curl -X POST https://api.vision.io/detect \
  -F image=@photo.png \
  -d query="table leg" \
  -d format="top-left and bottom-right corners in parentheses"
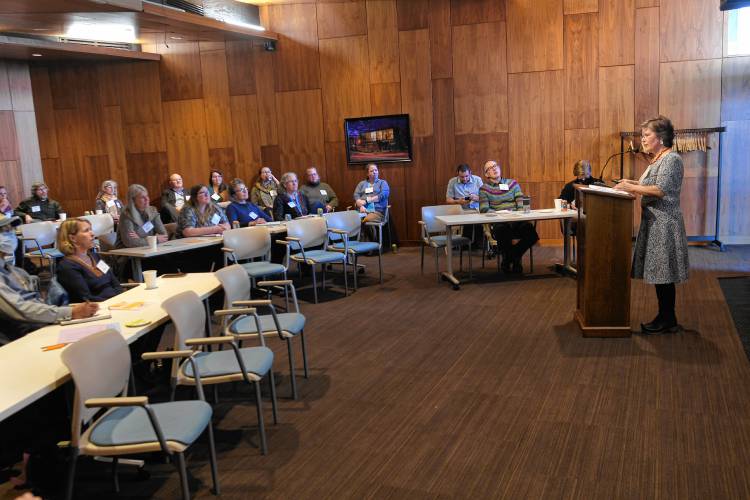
top-left (560, 218), bottom-right (577, 275)
top-left (441, 224), bottom-right (461, 289)
top-left (132, 258), bottom-right (143, 283)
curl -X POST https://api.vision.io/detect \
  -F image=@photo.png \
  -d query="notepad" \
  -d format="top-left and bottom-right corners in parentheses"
top-left (58, 322), bottom-right (120, 343)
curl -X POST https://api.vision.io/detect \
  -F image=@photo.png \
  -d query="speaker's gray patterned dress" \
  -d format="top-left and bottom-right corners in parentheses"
top-left (632, 151), bottom-right (689, 284)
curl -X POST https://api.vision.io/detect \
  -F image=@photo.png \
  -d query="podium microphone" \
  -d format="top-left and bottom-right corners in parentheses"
top-left (595, 141), bottom-right (641, 185)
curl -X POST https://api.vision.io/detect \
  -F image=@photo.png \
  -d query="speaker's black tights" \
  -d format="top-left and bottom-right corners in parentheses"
top-left (655, 283), bottom-right (676, 323)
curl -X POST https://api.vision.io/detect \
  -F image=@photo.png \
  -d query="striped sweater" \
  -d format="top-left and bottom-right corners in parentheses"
top-left (479, 179), bottom-right (523, 212)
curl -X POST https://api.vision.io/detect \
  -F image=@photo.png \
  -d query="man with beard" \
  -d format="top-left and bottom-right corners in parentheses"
top-left (300, 166), bottom-right (339, 213)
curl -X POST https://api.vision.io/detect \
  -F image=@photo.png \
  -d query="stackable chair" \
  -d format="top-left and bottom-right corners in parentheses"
top-left (61, 330), bottom-right (219, 500)
top-left (283, 217), bottom-right (349, 303)
top-left (80, 213), bottom-right (117, 251)
top-left (324, 210), bottom-right (383, 288)
top-left (216, 264), bottom-right (307, 400)
top-left (158, 290), bottom-right (279, 455)
top-left (20, 221), bottom-right (63, 274)
top-left (419, 205), bottom-right (473, 282)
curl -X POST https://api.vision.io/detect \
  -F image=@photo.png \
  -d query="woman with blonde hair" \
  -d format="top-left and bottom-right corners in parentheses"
top-left (94, 179), bottom-right (124, 222)
top-left (56, 218), bottom-right (123, 302)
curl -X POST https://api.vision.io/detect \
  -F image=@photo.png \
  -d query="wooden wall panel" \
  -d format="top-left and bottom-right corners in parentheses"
top-left (508, 71), bottom-right (565, 182)
top-left (14, 111), bottom-right (44, 189)
top-left (659, 59), bottom-right (722, 129)
top-left (118, 62), bottom-right (166, 154)
top-left (598, 65), bottom-right (634, 182)
top-left (636, 0), bottom-right (657, 7)
top-left (200, 48), bottom-right (234, 149)
top-left (260, 145), bottom-right (281, 171)
top-left (317, 1), bottom-right (367, 39)
top-left (719, 120), bottom-right (750, 241)
top-left (403, 136), bottom-right (435, 240)
top-left (432, 78), bottom-right (455, 196)
top-left (450, 0), bottom-right (505, 25)
top-left (525, 181), bottom-right (566, 237)
top-left (367, 0), bottom-right (401, 84)
top-left (275, 89), bottom-right (325, 170)
top-left (564, 128), bottom-right (600, 175)
top-left (681, 175), bottom-right (717, 237)
top-left (324, 141), bottom-right (362, 208)
top-left (96, 63), bottom-right (122, 107)
top-left (428, 0), bottom-right (452, 79)
top-left (319, 36), bottom-right (371, 142)
top-left (634, 7), bottom-right (659, 125)
top-left (102, 106), bottom-right (128, 188)
top-left (7, 62), bottom-right (34, 112)
top-left (721, 56), bottom-right (750, 122)
top-left (396, 0), bottom-right (429, 31)
top-left (599, 0), bottom-right (635, 67)
top-left (157, 42), bottom-right (203, 102)
top-left (453, 22), bottom-right (508, 135)
top-left (507, 0), bottom-right (563, 73)
top-left (28, 66), bottom-right (57, 159)
top-left (564, 0), bottom-right (598, 14)
top-left (370, 82), bottom-right (402, 115)
top-left (269, 3), bottom-right (321, 92)
top-left (0, 61), bottom-right (12, 111)
top-left (454, 132), bottom-right (508, 176)
top-left (399, 29), bottom-right (433, 137)
top-left (564, 13), bottom-right (599, 129)
top-left (0, 111), bottom-right (18, 160)
top-left (47, 64), bottom-right (77, 110)
top-left (230, 94), bottom-right (263, 179)
top-left (225, 41), bottom-right (257, 97)
top-left (254, 48), bottom-right (278, 146)
top-left (208, 147), bottom-right (236, 176)
top-left (126, 152), bottom-right (169, 205)
top-left (161, 99), bottom-right (210, 186)
top-left (660, 0), bottom-right (722, 62)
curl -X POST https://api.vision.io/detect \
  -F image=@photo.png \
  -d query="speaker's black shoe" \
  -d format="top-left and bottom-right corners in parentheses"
top-left (641, 317), bottom-right (679, 334)
top-left (511, 260), bottom-right (523, 274)
top-left (501, 260), bottom-right (512, 273)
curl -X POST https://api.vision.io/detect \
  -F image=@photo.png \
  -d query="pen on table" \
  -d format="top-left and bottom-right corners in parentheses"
top-left (41, 343), bottom-right (70, 351)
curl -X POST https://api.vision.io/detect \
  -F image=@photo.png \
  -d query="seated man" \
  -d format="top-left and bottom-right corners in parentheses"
top-left (479, 160), bottom-right (538, 274)
top-left (159, 173), bottom-right (189, 224)
top-left (446, 163), bottom-right (483, 244)
top-left (354, 163), bottom-right (390, 241)
top-left (0, 214), bottom-right (98, 343)
top-left (559, 160), bottom-right (595, 236)
top-left (15, 182), bottom-right (63, 223)
top-left (300, 166), bottom-right (338, 214)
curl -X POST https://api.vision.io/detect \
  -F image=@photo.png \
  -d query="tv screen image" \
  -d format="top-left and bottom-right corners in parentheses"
top-left (344, 114), bottom-right (413, 164)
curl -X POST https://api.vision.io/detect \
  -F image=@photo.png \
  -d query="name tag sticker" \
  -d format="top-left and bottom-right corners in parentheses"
top-left (142, 221), bottom-right (154, 233)
top-left (249, 212), bottom-right (258, 220)
top-left (211, 193), bottom-right (221, 201)
top-left (499, 183), bottom-right (509, 191)
top-left (364, 187), bottom-right (374, 194)
top-left (31, 206), bottom-right (41, 213)
top-left (270, 190), bottom-right (277, 197)
top-left (211, 213), bottom-right (221, 225)
top-left (287, 201), bottom-right (297, 208)
top-left (106, 199), bottom-right (116, 208)
top-left (96, 259), bottom-right (110, 274)
top-left (185, 195), bottom-right (191, 201)
top-left (320, 189), bottom-right (328, 196)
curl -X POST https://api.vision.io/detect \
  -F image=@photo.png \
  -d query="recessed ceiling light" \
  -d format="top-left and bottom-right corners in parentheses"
top-left (169, 35), bottom-right (183, 40)
top-left (31, 53), bottom-right (42, 57)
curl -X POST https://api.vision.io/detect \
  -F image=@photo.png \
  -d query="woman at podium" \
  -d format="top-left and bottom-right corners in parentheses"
top-left (614, 116), bottom-right (689, 334)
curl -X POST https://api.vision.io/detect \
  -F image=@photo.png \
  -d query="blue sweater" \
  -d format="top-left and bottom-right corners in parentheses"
top-left (225, 201), bottom-right (273, 226)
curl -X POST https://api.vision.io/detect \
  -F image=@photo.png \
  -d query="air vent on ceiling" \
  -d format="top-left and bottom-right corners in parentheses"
top-left (57, 38), bottom-right (139, 51)
top-left (143, 0), bottom-right (205, 16)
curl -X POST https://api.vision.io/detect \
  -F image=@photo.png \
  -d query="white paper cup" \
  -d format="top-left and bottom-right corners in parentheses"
top-left (143, 270), bottom-right (158, 289)
top-left (59, 212), bottom-right (67, 221)
top-left (146, 235), bottom-right (158, 251)
top-left (95, 209), bottom-right (103, 215)
top-left (554, 199), bottom-right (563, 211)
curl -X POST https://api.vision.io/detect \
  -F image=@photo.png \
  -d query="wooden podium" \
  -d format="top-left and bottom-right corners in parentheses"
top-left (574, 186), bottom-right (635, 337)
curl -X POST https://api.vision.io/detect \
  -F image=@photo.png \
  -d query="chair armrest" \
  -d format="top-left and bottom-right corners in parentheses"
top-left (257, 280), bottom-right (292, 287)
top-left (221, 247), bottom-right (235, 253)
top-left (233, 299), bottom-right (272, 306)
top-left (185, 335), bottom-right (235, 346)
top-left (214, 307), bottom-right (257, 316)
top-left (141, 350), bottom-right (194, 361)
top-left (285, 236), bottom-right (301, 242)
top-left (85, 396), bottom-right (148, 408)
top-left (328, 228), bottom-right (348, 235)
top-left (275, 239), bottom-right (290, 246)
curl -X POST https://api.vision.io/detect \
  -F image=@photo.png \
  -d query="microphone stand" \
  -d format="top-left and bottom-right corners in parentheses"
top-left (595, 148), bottom-right (639, 186)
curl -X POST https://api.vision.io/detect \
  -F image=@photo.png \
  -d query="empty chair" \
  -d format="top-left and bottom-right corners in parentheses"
top-left (324, 210), bottom-right (383, 289)
top-left (80, 213), bottom-right (117, 250)
top-left (221, 226), bottom-right (288, 287)
top-left (284, 217), bottom-right (349, 303)
top-left (419, 205), bottom-right (473, 282)
top-left (61, 329), bottom-right (219, 500)
top-left (216, 264), bottom-right (308, 399)
top-left (159, 290), bottom-right (279, 455)
top-left (20, 221), bottom-right (63, 274)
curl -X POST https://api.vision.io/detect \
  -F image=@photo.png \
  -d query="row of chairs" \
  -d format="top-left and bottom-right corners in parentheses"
top-left (61, 264), bottom-right (309, 499)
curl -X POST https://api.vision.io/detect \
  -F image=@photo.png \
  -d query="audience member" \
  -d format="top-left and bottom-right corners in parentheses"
top-left (94, 179), bottom-right (124, 222)
top-left (479, 160), bottom-right (538, 274)
top-left (273, 172), bottom-right (311, 221)
top-left (0, 185), bottom-right (13, 217)
top-left (160, 173), bottom-right (189, 224)
top-left (354, 163), bottom-right (390, 240)
top-left (176, 184), bottom-right (230, 238)
top-left (207, 169), bottom-right (229, 203)
top-left (226, 178), bottom-right (271, 227)
top-left (0, 214), bottom-right (98, 342)
top-left (15, 182), bottom-right (63, 223)
top-left (559, 160), bottom-right (596, 206)
top-left (251, 166), bottom-right (281, 219)
top-left (56, 219), bottom-right (123, 303)
top-left (300, 167), bottom-right (338, 213)
top-left (446, 163), bottom-right (483, 211)
top-left (118, 184), bottom-right (169, 248)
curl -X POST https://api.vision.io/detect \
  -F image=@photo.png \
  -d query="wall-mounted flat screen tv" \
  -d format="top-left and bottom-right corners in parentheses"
top-left (344, 114), bottom-right (413, 164)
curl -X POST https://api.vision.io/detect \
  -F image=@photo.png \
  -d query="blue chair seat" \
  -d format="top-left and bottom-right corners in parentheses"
top-left (229, 313), bottom-right (305, 336)
top-left (26, 248), bottom-right (64, 259)
top-left (331, 241), bottom-right (379, 253)
top-left (241, 261), bottom-right (285, 278)
top-left (428, 235), bottom-right (471, 247)
top-left (181, 347), bottom-right (274, 379)
top-left (89, 400), bottom-right (212, 447)
top-left (291, 249), bottom-right (345, 264)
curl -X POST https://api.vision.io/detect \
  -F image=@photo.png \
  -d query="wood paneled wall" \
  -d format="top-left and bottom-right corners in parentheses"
top-left (19, 0), bottom-right (749, 243)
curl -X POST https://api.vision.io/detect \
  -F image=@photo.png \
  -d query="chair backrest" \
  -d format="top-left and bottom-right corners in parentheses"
top-left (285, 217), bottom-right (327, 249)
top-left (324, 210), bottom-right (361, 239)
top-left (222, 226), bottom-right (271, 261)
top-left (61, 329), bottom-right (130, 445)
top-left (164, 222), bottom-right (177, 240)
top-left (215, 264), bottom-right (251, 308)
top-left (80, 214), bottom-right (115, 237)
top-left (162, 290), bottom-right (206, 353)
top-left (421, 204), bottom-right (463, 234)
top-left (20, 221), bottom-right (56, 249)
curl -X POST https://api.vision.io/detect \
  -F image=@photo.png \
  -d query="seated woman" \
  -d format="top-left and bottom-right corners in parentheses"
top-left (176, 184), bottom-right (230, 238)
top-left (251, 166), bottom-right (281, 219)
top-left (56, 218), bottom-right (123, 302)
top-left (0, 185), bottom-right (14, 218)
top-left (559, 160), bottom-right (596, 207)
top-left (94, 179), bottom-right (124, 222)
top-left (207, 169), bottom-right (229, 203)
top-left (273, 172), bottom-right (311, 221)
top-left (225, 178), bottom-right (272, 227)
top-left (118, 184), bottom-right (169, 247)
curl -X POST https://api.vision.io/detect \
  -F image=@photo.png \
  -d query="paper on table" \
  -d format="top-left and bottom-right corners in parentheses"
top-left (109, 301), bottom-right (149, 311)
top-left (58, 322), bottom-right (121, 344)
